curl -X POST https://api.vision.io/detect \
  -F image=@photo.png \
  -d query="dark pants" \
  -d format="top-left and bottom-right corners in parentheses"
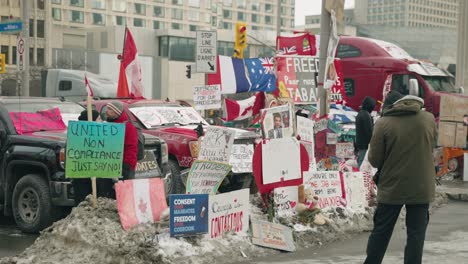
top-left (364, 203), bottom-right (429, 264)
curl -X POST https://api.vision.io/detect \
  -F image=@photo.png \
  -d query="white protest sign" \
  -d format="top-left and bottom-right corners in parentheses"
top-left (303, 171), bottom-right (345, 208)
top-left (262, 137), bottom-right (301, 185)
top-left (193, 85), bottom-right (221, 110)
top-left (343, 172), bottom-right (367, 211)
top-left (274, 186), bottom-right (298, 218)
top-left (196, 30), bottom-right (217, 73)
top-left (326, 133), bottom-right (338, 145)
top-left (336, 142), bottom-right (355, 159)
top-left (129, 106), bottom-right (207, 129)
top-left (208, 189), bottom-right (250, 239)
top-left (229, 144), bottom-right (254, 173)
top-left (185, 160), bottom-right (231, 194)
top-left (199, 126), bottom-right (235, 163)
top-left (296, 116), bottom-right (314, 143)
top-left (251, 219), bottom-right (296, 252)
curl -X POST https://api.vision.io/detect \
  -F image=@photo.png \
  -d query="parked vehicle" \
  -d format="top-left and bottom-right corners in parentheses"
top-left (89, 99), bottom-right (260, 195)
top-left (337, 36), bottom-right (466, 117)
top-left (0, 97), bottom-right (168, 233)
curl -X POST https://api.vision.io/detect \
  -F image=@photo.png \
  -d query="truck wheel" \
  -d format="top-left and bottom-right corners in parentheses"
top-left (12, 174), bottom-right (58, 233)
top-left (165, 160), bottom-right (183, 195)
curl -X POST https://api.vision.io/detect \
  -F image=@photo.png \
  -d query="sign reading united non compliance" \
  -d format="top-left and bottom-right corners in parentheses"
top-left (66, 121), bottom-right (125, 178)
top-left (196, 30), bottom-right (217, 73)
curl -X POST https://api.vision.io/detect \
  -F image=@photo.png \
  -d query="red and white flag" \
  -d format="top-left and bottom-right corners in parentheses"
top-left (121, 28), bottom-right (144, 98)
top-left (84, 74), bottom-right (94, 97)
top-left (115, 178), bottom-right (168, 230)
top-left (223, 92), bottom-right (265, 121)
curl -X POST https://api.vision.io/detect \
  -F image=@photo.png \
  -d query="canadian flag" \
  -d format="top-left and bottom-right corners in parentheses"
top-left (118, 27), bottom-right (144, 98)
top-left (115, 178), bottom-right (168, 230)
top-left (84, 74), bottom-right (94, 97)
top-left (223, 92), bottom-right (265, 121)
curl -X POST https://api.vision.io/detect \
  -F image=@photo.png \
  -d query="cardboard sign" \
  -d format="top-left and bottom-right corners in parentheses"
top-left (274, 186), bottom-right (299, 218)
top-left (261, 104), bottom-right (294, 139)
top-left (170, 194), bottom-right (209, 237)
top-left (303, 171), bottom-right (345, 208)
top-left (326, 133), bottom-right (338, 145)
top-left (130, 106), bottom-right (207, 129)
top-left (343, 172), bottom-right (367, 211)
top-left (208, 189), bottom-right (250, 239)
top-left (438, 121), bottom-right (467, 148)
top-left (262, 137), bottom-right (301, 185)
top-left (296, 116), bottom-right (314, 142)
top-left (66, 121), bottom-right (125, 178)
top-left (193, 85), bottom-right (221, 110)
top-left (185, 160), bottom-right (231, 194)
top-left (439, 95), bottom-right (468, 122)
top-left (10, 108), bottom-right (66, 134)
top-left (251, 219), bottom-right (296, 252)
top-left (438, 95), bottom-right (468, 148)
top-left (229, 144), bottom-right (254, 173)
top-left (336, 142), bottom-right (355, 159)
top-left (135, 150), bottom-right (162, 178)
top-left (199, 126), bottom-right (235, 163)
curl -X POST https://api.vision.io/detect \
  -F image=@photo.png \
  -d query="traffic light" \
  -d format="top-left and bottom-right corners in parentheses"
top-left (233, 47), bottom-right (243, 59)
top-left (0, 54), bottom-right (5, 74)
top-left (235, 22), bottom-right (247, 49)
top-left (186, 64), bottom-right (191, 79)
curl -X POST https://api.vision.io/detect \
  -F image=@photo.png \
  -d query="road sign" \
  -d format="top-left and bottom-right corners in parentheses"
top-left (17, 36), bottom-right (24, 71)
top-left (0, 21), bottom-right (22, 33)
top-left (196, 31), bottom-right (217, 73)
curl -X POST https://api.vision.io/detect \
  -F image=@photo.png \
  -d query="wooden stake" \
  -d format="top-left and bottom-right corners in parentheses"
top-left (86, 95), bottom-right (97, 208)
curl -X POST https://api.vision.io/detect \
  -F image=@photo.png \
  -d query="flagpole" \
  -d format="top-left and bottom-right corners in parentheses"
top-left (121, 26), bottom-right (128, 61)
top-left (85, 73), bottom-right (97, 208)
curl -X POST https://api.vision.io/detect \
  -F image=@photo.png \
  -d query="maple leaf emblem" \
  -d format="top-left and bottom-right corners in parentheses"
top-left (138, 198), bottom-right (147, 214)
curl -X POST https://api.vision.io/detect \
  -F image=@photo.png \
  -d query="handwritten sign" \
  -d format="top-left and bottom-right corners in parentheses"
top-left (199, 126), bottom-right (235, 163)
top-left (66, 121), bottom-right (125, 178)
top-left (208, 189), bottom-right (250, 239)
top-left (229, 144), bottom-right (254, 173)
top-left (276, 56), bottom-right (318, 104)
top-left (193, 85), bottom-right (221, 110)
top-left (274, 186), bottom-right (298, 218)
top-left (314, 118), bottom-right (328, 134)
top-left (135, 150), bottom-right (162, 178)
top-left (130, 106), bottom-right (207, 129)
top-left (251, 219), bottom-right (296, 252)
top-left (262, 137), bottom-right (301, 185)
top-left (343, 172), bottom-right (367, 211)
top-left (10, 108), bottom-right (66, 134)
top-left (336, 142), bottom-right (355, 159)
top-left (303, 171), bottom-right (345, 208)
top-left (185, 160), bottom-right (231, 194)
top-left (327, 133), bottom-right (338, 145)
top-left (296, 116), bottom-right (314, 142)
top-left (170, 194), bottom-right (209, 237)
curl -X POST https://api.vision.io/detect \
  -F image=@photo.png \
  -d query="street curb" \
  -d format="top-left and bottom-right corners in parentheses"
top-left (446, 193), bottom-right (468, 201)
top-left (436, 186), bottom-right (468, 202)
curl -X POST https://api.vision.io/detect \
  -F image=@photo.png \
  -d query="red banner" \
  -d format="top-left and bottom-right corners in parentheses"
top-left (276, 33), bottom-right (317, 56)
top-left (330, 59), bottom-right (346, 104)
top-left (10, 108), bottom-right (67, 134)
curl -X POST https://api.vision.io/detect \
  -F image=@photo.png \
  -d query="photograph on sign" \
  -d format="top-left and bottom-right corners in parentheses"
top-left (261, 104), bottom-right (294, 140)
top-left (192, 85), bottom-right (221, 110)
top-left (196, 31), bottom-right (217, 73)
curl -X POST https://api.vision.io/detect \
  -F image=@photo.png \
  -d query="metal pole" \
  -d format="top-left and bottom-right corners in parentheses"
top-left (21, 0), bottom-right (30, 96)
top-left (456, 0), bottom-right (467, 92)
top-left (317, 0), bottom-right (331, 116)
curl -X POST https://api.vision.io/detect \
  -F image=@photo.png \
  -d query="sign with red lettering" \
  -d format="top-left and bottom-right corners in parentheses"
top-left (274, 186), bottom-right (298, 218)
top-left (251, 219), bottom-right (296, 252)
top-left (207, 189), bottom-right (250, 239)
top-left (10, 108), bottom-right (66, 134)
top-left (303, 171), bottom-right (345, 208)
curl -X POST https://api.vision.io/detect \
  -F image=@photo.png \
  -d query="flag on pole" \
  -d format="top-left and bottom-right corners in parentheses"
top-left (118, 27), bottom-right (144, 98)
top-left (223, 92), bottom-right (265, 121)
top-left (84, 74), bottom-right (94, 97)
top-left (207, 56), bottom-right (250, 94)
top-left (115, 178), bottom-right (168, 230)
top-left (117, 62), bottom-right (130, 97)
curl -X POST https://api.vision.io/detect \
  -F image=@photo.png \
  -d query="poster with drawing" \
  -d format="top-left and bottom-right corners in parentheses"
top-left (343, 172), bottom-right (367, 211)
top-left (261, 104), bottom-right (294, 139)
top-left (274, 186), bottom-right (299, 218)
top-left (199, 126), bottom-right (235, 163)
top-left (262, 137), bottom-right (301, 185)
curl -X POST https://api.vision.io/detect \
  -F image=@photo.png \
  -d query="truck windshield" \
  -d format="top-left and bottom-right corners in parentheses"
top-left (421, 76), bottom-right (457, 93)
top-left (129, 105), bottom-right (209, 129)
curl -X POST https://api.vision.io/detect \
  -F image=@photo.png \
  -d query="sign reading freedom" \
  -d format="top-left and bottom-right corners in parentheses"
top-left (66, 121), bottom-right (125, 178)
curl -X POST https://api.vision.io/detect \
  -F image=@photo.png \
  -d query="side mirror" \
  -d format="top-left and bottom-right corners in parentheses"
top-left (409, 79), bottom-right (419, 96)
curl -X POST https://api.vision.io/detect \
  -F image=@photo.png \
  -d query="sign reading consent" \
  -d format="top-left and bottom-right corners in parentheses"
top-left (66, 121), bottom-right (125, 178)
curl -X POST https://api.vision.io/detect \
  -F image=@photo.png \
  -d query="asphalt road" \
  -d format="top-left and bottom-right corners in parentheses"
top-left (246, 201), bottom-right (468, 264)
top-left (0, 216), bottom-right (37, 258)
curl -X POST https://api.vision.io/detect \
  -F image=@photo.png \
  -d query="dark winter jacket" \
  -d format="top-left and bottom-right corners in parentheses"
top-left (368, 96), bottom-right (437, 204)
top-left (111, 112), bottom-right (138, 170)
top-left (355, 96), bottom-right (376, 150)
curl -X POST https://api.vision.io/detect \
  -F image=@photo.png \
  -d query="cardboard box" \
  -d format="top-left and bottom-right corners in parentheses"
top-left (438, 121), bottom-right (467, 148)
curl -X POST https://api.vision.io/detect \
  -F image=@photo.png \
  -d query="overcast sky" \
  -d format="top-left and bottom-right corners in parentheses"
top-left (295, 0), bottom-right (355, 26)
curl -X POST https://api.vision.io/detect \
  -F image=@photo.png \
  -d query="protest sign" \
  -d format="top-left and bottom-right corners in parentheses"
top-left (251, 219), bottom-right (296, 252)
top-left (129, 106), bottom-right (207, 129)
top-left (303, 171), bottom-right (345, 208)
top-left (274, 186), bottom-right (299, 218)
top-left (193, 85), bottom-right (221, 110)
top-left (66, 121), bottom-right (125, 178)
top-left (262, 137), bottom-right (301, 185)
top-left (170, 194), bottom-right (209, 237)
top-left (199, 126), bottom-right (235, 163)
top-left (261, 104), bottom-right (294, 139)
top-left (185, 160), bottom-right (231, 194)
top-left (343, 172), bottom-right (367, 211)
top-left (301, 141), bottom-right (316, 171)
top-left (10, 108), bottom-right (66, 134)
top-left (323, 10), bottom-right (340, 89)
top-left (327, 133), bottom-right (338, 145)
top-left (135, 150), bottom-right (162, 178)
top-left (314, 118), bottom-right (328, 134)
top-left (336, 142), bottom-right (355, 159)
top-left (296, 116), bottom-right (314, 143)
top-left (438, 95), bottom-right (468, 148)
top-left (208, 189), bottom-right (250, 239)
top-left (229, 144), bottom-right (254, 173)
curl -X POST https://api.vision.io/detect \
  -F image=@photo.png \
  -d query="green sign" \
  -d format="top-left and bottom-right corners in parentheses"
top-left (66, 121), bottom-right (125, 178)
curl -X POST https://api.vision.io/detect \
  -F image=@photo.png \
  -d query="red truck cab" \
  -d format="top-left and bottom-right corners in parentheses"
top-left (337, 36), bottom-right (465, 117)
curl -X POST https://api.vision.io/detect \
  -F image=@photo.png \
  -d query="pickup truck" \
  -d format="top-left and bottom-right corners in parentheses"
top-left (0, 97), bottom-right (168, 233)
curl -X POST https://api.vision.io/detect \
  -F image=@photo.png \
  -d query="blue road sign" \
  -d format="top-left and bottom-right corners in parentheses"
top-left (0, 21), bottom-right (22, 33)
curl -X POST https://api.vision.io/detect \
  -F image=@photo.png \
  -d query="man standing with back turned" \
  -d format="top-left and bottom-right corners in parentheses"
top-left (364, 95), bottom-right (437, 264)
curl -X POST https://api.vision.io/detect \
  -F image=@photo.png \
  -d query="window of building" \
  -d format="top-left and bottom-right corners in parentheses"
top-left (37, 48), bottom-right (44, 66)
top-left (153, 6), bottom-right (164, 17)
top-left (52, 8), bottom-right (61, 21)
top-left (223, 22), bottom-right (232, 29)
top-left (37, 0), bottom-right (45, 9)
top-left (169, 37), bottom-right (196, 61)
top-left (134, 18), bottom-right (145, 27)
top-left (70, 0), bottom-right (84, 7)
top-left (188, 0), bottom-right (200, 7)
top-left (70, 10), bottom-right (84, 23)
top-left (92, 13), bottom-right (105, 25)
top-left (281, 6), bottom-right (286, 15)
top-left (212, 16), bottom-right (217, 27)
top-left (265, 15), bottom-right (273, 25)
top-left (116, 16), bottom-right (126, 26)
top-left (37, 20), bottom-right (44, 38)
top-left (112, 0), bottom-right (126, 12)
top-left (265, 3), bottom-right (273, 13)
top-left (223, 0), bottom-right (232, 7)
top-left (172, 0), bottom-right (182, 5)
top-left (238, 12), bottom-right (245, 21)
top-left (12, 47), bottom-right (16, 65)
top-left (29, 19), bottom-right (33, 37)
top-left (159, 36), bottom-right (169, 57)
top-left (1, 46), bottom-right (9, 64)
top-left (189, 25), bottom-right (197, 31)
top-left (91, 0), bottom-right (105, 9)
top-left (188, 10), bottom-right (199, 21)
top-left (251, 3), bottom-right (259, 11)
top-left (153, 20), bottom-right (164, 29)
top-left (251, 14), bottom-right (259, 23)
top-left (223, 10), bottom-right (231, 19)
top-left (237, 0), bottom-right (246, 8)
top-left (281, 18), bottom-right (286, 27)
top-left (51, 0), bottom-right (61, 3)
top-left (171, 22), bottom-right (181, 30)
top-left (172, 9), bottom-right (183, 20)
top-left (257, 45), bottom-right (275, 57)
top-left (134, 3), bottom-right (146, 15)
top-left (204, 13), bottom-right (211, 23)
top-left (252, 25), bottom-right (260, 30)
top-left (291, 7), bottom-right (295, 16)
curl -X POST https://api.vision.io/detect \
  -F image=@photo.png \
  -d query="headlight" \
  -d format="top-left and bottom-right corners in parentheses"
top-left (161, 142), bottom-right (169, 163)
top-left (59, 148), bottom-right (66, 169)
top-left (189, 140), bottom-right (201, 158)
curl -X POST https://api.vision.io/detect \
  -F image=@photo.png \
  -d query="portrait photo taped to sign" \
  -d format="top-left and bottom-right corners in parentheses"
top-left (261, 104), bottom-right (294, 140)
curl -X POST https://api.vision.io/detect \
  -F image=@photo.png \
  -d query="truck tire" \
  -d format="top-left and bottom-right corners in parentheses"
top-left (165, 159), bottom-right (183, 195)
top-left (12, 174), bottom-right (58, 233)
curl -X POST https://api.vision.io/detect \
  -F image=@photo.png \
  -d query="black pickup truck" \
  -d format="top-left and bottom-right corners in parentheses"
top-left (0, 97), bottom-right (169, 233)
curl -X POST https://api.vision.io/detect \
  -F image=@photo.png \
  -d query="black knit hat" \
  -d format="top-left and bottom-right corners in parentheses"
top-left (383, 90), bottom-right (404, 108)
